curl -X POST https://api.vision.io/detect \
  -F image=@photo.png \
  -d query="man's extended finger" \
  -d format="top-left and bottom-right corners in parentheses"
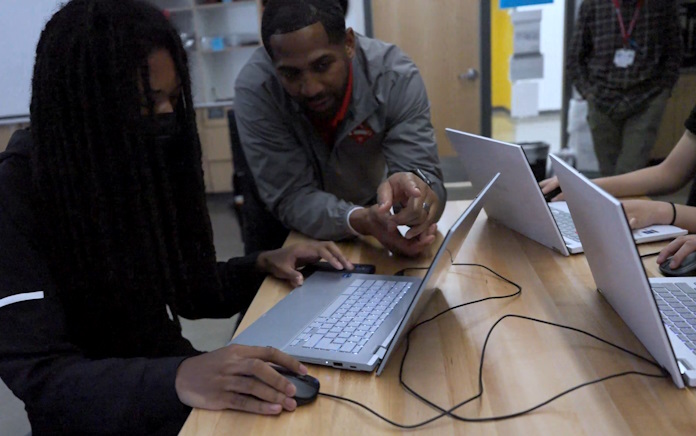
top-left (404, 221), bottom-right (429, 240)
top-left (397, 190), bottom-right (437, 229)
top-left (376, 180), bottom-right (394, 209)
top-left (398, 175), bottom-right (422, 199)
top-left (415, 230), bottom-right (436, 246)
top-left (388, 196), bottom-right (425, 227)
top-left (368, 203), bottom-right (393, 227)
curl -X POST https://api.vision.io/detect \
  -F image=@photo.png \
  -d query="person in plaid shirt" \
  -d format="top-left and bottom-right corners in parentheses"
top-left (567, 0), bottom-right (683, 176)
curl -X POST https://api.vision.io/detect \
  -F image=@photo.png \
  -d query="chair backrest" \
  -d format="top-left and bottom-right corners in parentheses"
top-left (227, 109), bottom-right (251, 195)
top-left (686, 179), bottom-right (696, 207)
top-left (226, 109), bottom-right (288, 254)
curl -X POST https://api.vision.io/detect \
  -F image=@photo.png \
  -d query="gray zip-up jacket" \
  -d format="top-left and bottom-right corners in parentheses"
top-left (234, 34), bottom-right (446, 241)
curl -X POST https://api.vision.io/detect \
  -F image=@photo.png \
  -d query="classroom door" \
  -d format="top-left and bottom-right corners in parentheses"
top-left (372, 0), bottom-right (482, 157)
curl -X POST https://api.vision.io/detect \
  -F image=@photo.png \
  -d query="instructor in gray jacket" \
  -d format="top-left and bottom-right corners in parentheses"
top-left (235, 0), bottom-right (446, 257)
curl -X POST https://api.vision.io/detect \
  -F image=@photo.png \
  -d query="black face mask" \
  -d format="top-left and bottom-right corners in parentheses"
top-left (150, 113), bottom-right (179, 142)
top-left (141, 113), bottom-right (187, 170)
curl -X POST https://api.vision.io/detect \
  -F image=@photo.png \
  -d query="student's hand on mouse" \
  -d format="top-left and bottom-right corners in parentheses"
top-left (622, 199), bottom-right (672, 229)
top-left (376, 172), bottom-right (440, 239)
top-left (257, 242), bottom-right (353, 287)
top-left (175, 344), bottom-right (307, 414)
top-left (657, 235), bottom-right (696, 269)
top-left (539, 176), bottom-right (564, 201)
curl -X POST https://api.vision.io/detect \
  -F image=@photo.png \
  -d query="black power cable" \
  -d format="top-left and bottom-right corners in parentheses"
top-left (318, 263), bottom-right (667, 428)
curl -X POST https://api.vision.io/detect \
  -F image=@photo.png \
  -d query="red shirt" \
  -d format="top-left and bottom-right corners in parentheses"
top-left (310, 63), bottom-right (353, 146)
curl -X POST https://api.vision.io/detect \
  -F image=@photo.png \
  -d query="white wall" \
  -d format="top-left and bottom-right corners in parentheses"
top-left (0, 0), bottom-right (62, 120)
top-left (519, 1), bottom-right (565, 112)
top-left (345, 0), bottom-right (366, 35)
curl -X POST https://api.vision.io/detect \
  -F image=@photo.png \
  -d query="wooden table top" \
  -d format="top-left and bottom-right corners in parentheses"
top-left (181, 201), bottom-right (696, 435)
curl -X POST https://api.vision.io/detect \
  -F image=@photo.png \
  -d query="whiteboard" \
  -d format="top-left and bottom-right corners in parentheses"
top-left (0, 0), bottom-right (63, 120)
top-left (345, 0), bottom-right (365, 35)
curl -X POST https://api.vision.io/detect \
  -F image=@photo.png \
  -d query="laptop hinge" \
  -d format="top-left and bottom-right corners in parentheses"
top-left (678, 360), bottom-right (696, 386)
top-left (367, 346), bottom-right (388, 367)
top-left (381, 323), bottom-right (400, 349)
top-left (368, 324), bottom-right (399, 366)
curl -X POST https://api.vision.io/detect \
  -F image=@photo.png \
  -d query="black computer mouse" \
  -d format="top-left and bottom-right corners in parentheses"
top-left (659, 252), bottom-right (696, 277)
top-left (274, 366), bottom-right (320, 406)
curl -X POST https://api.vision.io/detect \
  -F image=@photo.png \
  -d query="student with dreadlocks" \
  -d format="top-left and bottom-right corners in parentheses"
top-left (0, 0), bottom-right (352, 433)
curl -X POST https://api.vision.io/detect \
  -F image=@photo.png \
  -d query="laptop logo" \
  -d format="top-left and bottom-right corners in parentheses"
top-left (342, 273), bottom-right (352, 278)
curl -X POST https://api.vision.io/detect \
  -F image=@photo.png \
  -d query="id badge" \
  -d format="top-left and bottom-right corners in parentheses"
top-left (613, 49), bottom-right (636, 68)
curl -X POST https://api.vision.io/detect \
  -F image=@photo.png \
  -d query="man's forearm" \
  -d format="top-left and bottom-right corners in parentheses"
top-left (275, 189), bottom-right (359, 241)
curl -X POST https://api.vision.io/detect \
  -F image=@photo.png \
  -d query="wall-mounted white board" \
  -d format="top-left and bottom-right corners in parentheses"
top-left (0, 0), bottom-right (63, 120)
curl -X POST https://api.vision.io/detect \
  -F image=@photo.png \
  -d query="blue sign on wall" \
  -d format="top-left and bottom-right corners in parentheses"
top-left (500, 0), bottom-right (553, 7)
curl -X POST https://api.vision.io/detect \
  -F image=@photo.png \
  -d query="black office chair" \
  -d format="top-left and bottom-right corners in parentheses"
top-left (686, 179), bottom-right (696, 207)
top-left (227, 109), bottom-right (289, 255)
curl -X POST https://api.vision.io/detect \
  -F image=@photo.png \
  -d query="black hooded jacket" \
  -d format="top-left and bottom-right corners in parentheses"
top-left (0, 129), bottom-right (264, 435)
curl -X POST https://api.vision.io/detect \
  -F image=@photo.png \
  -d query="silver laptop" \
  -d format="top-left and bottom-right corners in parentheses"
top-left (233, 174), bottom-right (499, 375)
top-left (551, 155), bottom-right (696, 388)
top-left (446, 129), bottom-right (686, 256)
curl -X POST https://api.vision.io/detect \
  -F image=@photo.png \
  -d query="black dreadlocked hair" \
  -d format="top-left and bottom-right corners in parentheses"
top-left (262, 0), bottom-right (346, 59)
top-left (30, 0), bottom-right (220, 357)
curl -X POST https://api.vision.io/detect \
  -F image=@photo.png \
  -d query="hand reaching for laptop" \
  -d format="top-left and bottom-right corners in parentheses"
top-left (257, 242), bottom-right (354, 287)
top-left (621, 199), bottom-right (673, 230)
top-left (539, 176), bottom-right (564, 202)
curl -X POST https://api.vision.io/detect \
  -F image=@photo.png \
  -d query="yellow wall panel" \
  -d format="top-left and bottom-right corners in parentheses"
top-left (491, 0), bottom-right (513, 110)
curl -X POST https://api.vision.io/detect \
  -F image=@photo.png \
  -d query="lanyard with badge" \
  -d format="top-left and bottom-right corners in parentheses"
top-left (612, 0), bottom-right (643, 68)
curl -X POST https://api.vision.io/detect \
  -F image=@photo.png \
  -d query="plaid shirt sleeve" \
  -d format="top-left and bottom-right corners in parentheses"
top-left (567, 1), bottom-right (596, 99)
top-left (656, 2), bottom-right (683, 90)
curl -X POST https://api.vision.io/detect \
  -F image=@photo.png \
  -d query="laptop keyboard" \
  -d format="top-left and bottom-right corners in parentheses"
top-left (652, 282), bottom-right (696, 355)
top-left (550, 208), bottom-right (580, 242)
top-left (289, 279), bottom-right (412, 354)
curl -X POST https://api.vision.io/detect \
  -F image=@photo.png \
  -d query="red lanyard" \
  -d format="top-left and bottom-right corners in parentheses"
top-left (611, 0), bottom-right (644, 47)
